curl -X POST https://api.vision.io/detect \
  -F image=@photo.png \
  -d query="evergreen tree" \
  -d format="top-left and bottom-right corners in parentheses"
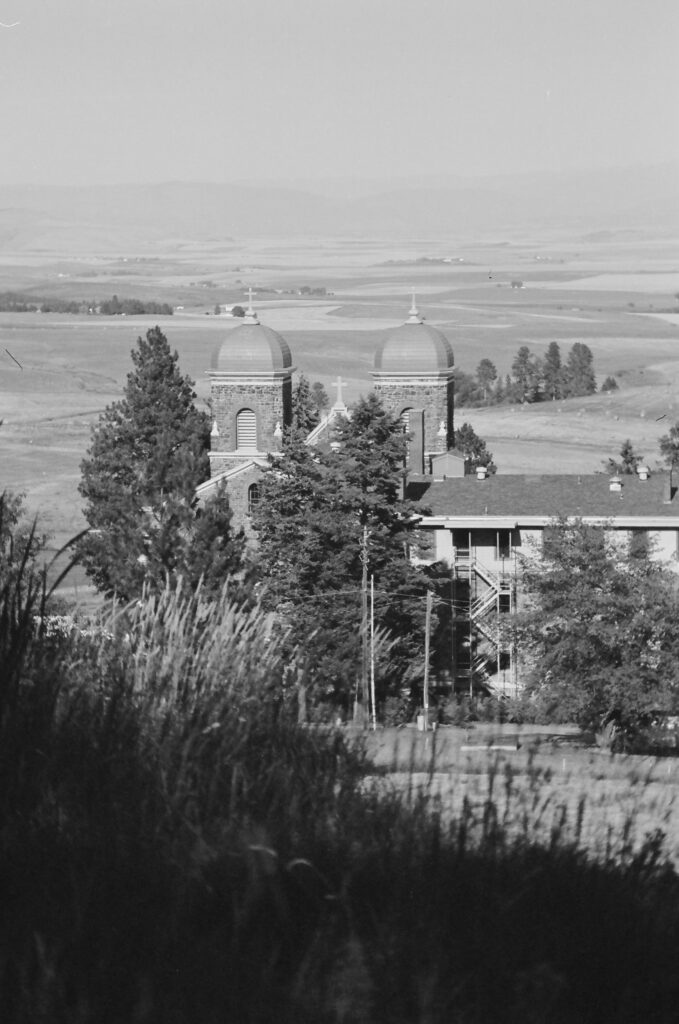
top-left (659, 422), bottom-right (679, 471)
top-left (511, 345), bottom-right (542, 402)
top-left (78, 327), bottom-right (243, 599)
top-left (604, 439), bottom-right (643, 476)
top-left (562, 342), bottom-right (596, 397)
top-left (476, 358), bottom-right (497, 401)
top-left (292, 373), bottom-right (320, 433)
top-left (251, 394), bottom-right (430, 716)
top-left (454, 423), bottom-right (497, 473)
top-left (542, 342), bottom-right (562, 400)
top-left (311, 380), bottom-right (329, 414)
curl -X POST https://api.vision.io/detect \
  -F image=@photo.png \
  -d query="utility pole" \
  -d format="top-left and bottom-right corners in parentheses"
top-left (359, 524), bottom-right (369, 723)
top-left (370, 574), bottom-right (377, 731)
top-left (423, 589), bottom-right (433, 729)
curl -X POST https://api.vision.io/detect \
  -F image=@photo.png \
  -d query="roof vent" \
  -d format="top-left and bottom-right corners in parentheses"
top-left (637, 465), bottom-right (650, 481)
top-left (609, 475), bottom-right (622, 492)
top-left (476, 465), bottom-right (488, 481)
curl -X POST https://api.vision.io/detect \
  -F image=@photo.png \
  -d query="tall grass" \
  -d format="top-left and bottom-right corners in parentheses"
top-left (3, 508), bottom-right (679, 1021)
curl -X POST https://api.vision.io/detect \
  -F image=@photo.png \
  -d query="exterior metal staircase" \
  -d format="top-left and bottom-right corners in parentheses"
top-left (451, 547), bottom-right (516, 693)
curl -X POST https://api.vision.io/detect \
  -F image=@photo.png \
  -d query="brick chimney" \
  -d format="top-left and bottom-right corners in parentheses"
top-left (664, 469), bottom-right (674, 504)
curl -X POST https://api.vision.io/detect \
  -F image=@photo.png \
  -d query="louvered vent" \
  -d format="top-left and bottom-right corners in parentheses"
top-left (236, 409), bottom-right (257, 450)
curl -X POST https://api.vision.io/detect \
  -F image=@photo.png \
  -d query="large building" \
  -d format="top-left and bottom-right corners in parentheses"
top-left (199, 300), bottom-right (679, 692)
top-left (413, 468), bottom-right (679, 693)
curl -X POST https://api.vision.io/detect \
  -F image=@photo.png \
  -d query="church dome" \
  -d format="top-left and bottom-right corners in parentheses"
top-left (211, 309), bottom-right (292, 374)
top-left (374, 301), bottom-right (454, 375)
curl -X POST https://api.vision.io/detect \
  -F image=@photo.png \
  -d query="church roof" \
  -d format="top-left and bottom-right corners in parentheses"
top-left (211, 308), bottom-right (292, 375)
top-left (373, 299), bottom-right (454, 376)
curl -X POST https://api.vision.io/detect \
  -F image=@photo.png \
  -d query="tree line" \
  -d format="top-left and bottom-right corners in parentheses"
top-left (0, 291), bottom-right (173, 315)
top-left (456, 341), bottom-right (619, 407)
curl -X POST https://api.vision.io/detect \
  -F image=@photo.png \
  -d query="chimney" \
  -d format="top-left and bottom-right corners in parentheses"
top-left (664, 469), bottom-right (674, 504)
top-left (476, 465), bottom-right (488, 481)
top-left (636, 465), bottom-right (650, 481)
top-left (609, 475), bottom-right (622, 493)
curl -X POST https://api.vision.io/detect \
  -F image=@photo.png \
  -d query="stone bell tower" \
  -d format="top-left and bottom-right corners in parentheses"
top-left (372, 298), bottom-right (455, 474)
top-left (207, 295), bottom-right (295, 476)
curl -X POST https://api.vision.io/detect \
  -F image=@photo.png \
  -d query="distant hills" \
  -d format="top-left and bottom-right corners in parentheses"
top-left (0, 163), bottom-right (677, 251)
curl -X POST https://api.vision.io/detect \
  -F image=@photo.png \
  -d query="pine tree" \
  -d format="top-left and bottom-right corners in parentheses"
top-left (454, 423), bottom-right (497, 473)
top-left (251, 393), bottom-right (430, 716)
top-left (78, 327), bottom-right (243, 599)
top-left (562, 342), bottom-right (596, 397)
top-left (659, 423), bottom-right (679, 471)
top-left (604, 439), bottom-right (643, 476)
top-left (511, 346), bottom-right (542, 402)
top-left (292, 373), bottom-right (320, 433)
top-left (311, 380), bottom-right (329, 414)
top-left (543, 342), bottom-right (563, 400)
top-left (476, 359), bottom-right (497, 402)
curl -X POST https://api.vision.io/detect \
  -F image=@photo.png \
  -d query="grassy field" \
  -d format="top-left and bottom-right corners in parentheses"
top-left (364, 725), bottom-right (679, 863)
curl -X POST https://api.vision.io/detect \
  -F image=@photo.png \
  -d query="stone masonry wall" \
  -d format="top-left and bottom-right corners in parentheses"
top-left (210, 378), bottom-right (292, 455)
top-left (223, 463), bottom-right (264, 537)
top-left (374, 379), bottom-right (454, 454)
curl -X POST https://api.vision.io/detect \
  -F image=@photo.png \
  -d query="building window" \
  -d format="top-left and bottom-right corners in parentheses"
top-left (247, 483), bottom-right (260, 514)
top-left (496, 530), bottom-right (512, 560)
top-left (236, 408), bottom-right (257, 450)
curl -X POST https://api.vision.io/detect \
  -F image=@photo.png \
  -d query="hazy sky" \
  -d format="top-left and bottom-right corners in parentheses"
top-left (1, 0), bottom-right (677, 186)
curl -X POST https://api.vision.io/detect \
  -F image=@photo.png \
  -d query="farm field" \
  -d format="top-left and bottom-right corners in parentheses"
top-left (0, 230), bottom-right (678, 563)
top-left (364, 724), bottom-right (679, 863)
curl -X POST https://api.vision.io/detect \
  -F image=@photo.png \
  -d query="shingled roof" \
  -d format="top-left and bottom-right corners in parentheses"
top-left (414, 472), bottom-right (679, 522)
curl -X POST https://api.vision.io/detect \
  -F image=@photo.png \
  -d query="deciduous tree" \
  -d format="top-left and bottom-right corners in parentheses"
top-left (659, 422), bottom-right (679, 471)
top-left (517, 517), bottom-right (679, 742)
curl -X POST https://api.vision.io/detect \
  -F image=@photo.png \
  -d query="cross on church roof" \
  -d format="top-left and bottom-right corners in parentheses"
top-left (332, 376), bottom-right (347, 410)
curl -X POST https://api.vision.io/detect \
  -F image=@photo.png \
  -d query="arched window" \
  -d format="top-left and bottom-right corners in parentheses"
top-left (236, 408), bottom-right (257, 450)
top-left (247, 483), bottom-right (261, 514)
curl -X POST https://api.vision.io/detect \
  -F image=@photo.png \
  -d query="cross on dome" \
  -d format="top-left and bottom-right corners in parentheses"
top-left (407, 289), bottom-right (423, 324)
top-left (244, 286), bottom-right (259, 323)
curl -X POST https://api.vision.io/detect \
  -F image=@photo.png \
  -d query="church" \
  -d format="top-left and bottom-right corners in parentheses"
top-left (197, 297), bottom-right (679, 694)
